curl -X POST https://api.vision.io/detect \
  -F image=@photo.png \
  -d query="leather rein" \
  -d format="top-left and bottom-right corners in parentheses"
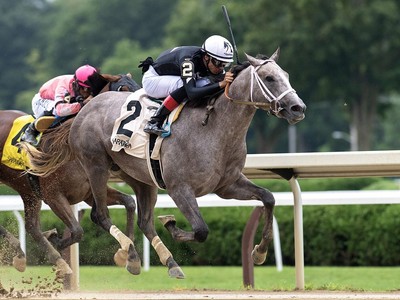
top-left (224, 59), bottom-right (296, 114)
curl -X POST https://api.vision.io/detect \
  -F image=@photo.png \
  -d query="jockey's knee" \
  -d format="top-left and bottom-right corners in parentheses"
top-left (194, 226), bottom-right (209, 243)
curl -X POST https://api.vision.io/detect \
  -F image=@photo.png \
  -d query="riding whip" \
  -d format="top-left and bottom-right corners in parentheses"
top-left (222, 5), bottom-right (241, 65)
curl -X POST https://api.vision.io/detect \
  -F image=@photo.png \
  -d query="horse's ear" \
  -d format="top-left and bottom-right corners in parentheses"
top-left (244, 53), bottom-right (259, 66)
top-left (270, 47), bottom-right (280, 62)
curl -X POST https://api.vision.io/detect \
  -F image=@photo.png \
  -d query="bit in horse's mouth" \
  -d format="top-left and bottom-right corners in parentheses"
top-left (276, 108), bottom-right (305, 124)
top-left (288, 114), bottom-right (305, 125)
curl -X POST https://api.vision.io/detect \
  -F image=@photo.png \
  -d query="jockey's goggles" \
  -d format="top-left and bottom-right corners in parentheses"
top-left (75, 79), bottom-right (91, 90)
top-left (211, 57), bottom-right (230, 68)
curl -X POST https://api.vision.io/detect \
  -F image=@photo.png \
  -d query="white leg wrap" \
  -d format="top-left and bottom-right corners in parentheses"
top-left (151, 236), bottom-right (172, 265)
top-left (109, 225), bottom-right (132, 251)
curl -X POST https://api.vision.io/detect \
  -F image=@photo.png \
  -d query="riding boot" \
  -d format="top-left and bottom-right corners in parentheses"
top-left (144, 92), bottom-right (183, 135)
top-left (21, 121), bottom-right (40, 146)
top-left (143, 104), bottom-right (171, 135)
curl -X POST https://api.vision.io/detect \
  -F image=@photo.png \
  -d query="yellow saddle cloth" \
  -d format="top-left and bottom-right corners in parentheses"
top-left (1, 115), bottom-right (34, 170)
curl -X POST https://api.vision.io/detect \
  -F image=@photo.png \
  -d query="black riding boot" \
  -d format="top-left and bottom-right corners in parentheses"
top-left (21, 122), bottom-right (40, 146)
top-left (143, 104), bottom-right (171, 135)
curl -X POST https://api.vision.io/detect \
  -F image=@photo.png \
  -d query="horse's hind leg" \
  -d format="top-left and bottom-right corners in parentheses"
top-left (102, 187), bottom-right (136, 266)
top-left (83, 166), bottom-right (140, 275)
top-left (22, 195), bottom-right (72, 276)
top-left (215, 174), bottom-right (275, 265)
top-left (0, 225), bottom-right (26, 272)
top-left (124, 177), bottom-right (184, 279)
top-left (104, 187), bottom-right (136, 241)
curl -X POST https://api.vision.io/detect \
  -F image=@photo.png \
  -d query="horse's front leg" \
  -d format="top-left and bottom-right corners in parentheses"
top-left (158, 188), bottom-right (209, 243)
top-left (44, 195), bottom-right (84, 251)
top-left (0, 224), bottom-right (26, 272)
top-left (216, 174), bottom-right (275, 265)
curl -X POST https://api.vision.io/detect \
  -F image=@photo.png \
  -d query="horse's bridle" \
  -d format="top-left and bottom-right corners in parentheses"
top-left (224, 59), bottom-right (296, 115)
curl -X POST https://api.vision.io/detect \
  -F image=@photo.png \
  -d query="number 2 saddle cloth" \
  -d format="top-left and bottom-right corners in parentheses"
top-left (110, 88), bottom-right (184, 189)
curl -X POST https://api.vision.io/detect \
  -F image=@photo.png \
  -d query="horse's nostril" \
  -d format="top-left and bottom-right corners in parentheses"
top-left (291, 105), bottom-right (304, 113)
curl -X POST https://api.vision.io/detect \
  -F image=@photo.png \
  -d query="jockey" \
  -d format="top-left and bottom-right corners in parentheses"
top-left (139, 35), bottom-right (235, 136)
top-left (21, 64), bottom-right (108, 145)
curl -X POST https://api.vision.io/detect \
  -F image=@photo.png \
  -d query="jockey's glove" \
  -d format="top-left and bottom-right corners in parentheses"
top-left (75, 95), bottom-right (84, 108)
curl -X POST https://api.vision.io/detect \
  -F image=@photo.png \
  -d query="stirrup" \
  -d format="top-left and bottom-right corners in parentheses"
top-left (20, 132), bottom-right (39, 147)
top-left (143, 123), bottom-right (167, 136)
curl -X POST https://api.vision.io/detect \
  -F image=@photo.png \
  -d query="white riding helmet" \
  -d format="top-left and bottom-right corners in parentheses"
top-left (202, 35), bottom-right (234, 63)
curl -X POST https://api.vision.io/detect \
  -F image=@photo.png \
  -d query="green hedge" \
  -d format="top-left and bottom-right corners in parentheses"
top-left (1, 178), bottom-right (399, 266)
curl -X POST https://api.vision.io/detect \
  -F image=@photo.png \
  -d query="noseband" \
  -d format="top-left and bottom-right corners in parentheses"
top-left (224, 59), bottom-right (296, 114)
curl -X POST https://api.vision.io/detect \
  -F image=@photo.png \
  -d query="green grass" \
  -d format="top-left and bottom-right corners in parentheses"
top-left (1, 265), bottom-right (400, 292)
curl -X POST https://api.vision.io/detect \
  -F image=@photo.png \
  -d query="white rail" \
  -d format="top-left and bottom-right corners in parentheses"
top-left (244, 150), bottom-right (400, 289)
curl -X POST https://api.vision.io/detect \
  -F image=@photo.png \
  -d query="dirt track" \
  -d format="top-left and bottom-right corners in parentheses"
top-left (13, 291), bottom-right (400, 300)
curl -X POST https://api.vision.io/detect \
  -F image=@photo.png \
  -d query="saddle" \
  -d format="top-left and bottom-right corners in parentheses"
top-left (110, 90), bottom-right (185, 190)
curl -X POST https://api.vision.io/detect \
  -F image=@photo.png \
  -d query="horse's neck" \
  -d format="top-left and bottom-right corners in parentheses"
top-left (227, 67), bottom-right (252, 102)
top-left (180, 90), bottom-right (256, 152)
top-left (215, 67), bottom-right (256, 130)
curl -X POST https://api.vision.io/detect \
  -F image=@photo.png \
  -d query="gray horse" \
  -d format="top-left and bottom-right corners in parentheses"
top-left (24, 50), bottom-right (306, 278)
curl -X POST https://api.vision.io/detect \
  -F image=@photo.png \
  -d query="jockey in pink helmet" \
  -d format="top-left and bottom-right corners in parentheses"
top-left (74, 64), bottom-right (97, 88)
top-left (21, 64), bottom-right (107, 146)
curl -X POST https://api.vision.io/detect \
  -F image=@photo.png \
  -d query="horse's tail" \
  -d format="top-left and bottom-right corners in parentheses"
top-left (19, 118), bottom-right (75, 177)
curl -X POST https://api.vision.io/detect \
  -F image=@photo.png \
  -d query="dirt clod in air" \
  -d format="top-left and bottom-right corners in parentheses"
top-left (0, 270), bottom-right (63, 298)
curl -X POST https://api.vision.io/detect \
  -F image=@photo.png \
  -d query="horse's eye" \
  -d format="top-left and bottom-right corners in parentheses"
top-left (265, 76), bottom-right (274, 82)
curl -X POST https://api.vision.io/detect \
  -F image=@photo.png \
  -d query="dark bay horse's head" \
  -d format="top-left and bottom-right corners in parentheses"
top-left (244, 49), bottom-right (306, 125)
top-left (101, 73), bottom-right (141, 93)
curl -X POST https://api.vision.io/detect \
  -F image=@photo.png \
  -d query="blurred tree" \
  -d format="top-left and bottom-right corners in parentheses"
top-left (100, 39), bottom-right (163, 83)
top-left (0, 0), bottom-right (48, 109)
top-left (240, 0), bottom-right (400, 150)
top-left (42, 0), bottom-right (177, 75)
top-left (164, 0), bottom-right (229, 47)
top-left (375, 94), bottom-right (400, 150)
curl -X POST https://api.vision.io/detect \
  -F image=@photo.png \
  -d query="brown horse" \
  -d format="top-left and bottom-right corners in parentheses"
top-left (23, 50), bottom-right (306, 278)
top-left (0, 74), bottom-right (140, 275)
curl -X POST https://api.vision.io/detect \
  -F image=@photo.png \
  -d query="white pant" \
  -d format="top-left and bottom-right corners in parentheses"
top-left (142, 66), bottom-right (183, 99)
top-left (31, 93), bottom-right (56, 118)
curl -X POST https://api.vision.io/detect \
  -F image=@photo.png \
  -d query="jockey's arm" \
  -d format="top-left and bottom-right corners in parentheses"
top-left (183, 71), bottom-right (234, 101)
top-left (54, 101), bottom-right (82, 117)
top-left (184, 78), bottom-right (221, 101)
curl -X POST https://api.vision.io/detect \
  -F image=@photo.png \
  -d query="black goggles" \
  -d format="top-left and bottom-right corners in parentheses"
top-left (75, 80), bottom-right (91, 91)
top-left (210, 57), bottom-right (229, 68)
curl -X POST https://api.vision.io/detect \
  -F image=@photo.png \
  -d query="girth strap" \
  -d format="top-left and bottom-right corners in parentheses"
top-left (148, 134), bottom-right (166, 189)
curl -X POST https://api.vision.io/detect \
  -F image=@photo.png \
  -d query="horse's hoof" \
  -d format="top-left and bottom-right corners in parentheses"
top-left (43, 228), bottom-right (58, 239)
top-left (114, 248), bottom-right (128, 267)
top-left (168, 266), bottom-right (185, 279)
top-left (12, 255), bottom-right (26, 272)
top-left (158, 215), bottom-right (176, 226)
top-left (251, 244), bottom-right (267, 265)
top-left (55, 258), bottom-right (73, 277)
top-left (126, 259), bottom-right (141, 275)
